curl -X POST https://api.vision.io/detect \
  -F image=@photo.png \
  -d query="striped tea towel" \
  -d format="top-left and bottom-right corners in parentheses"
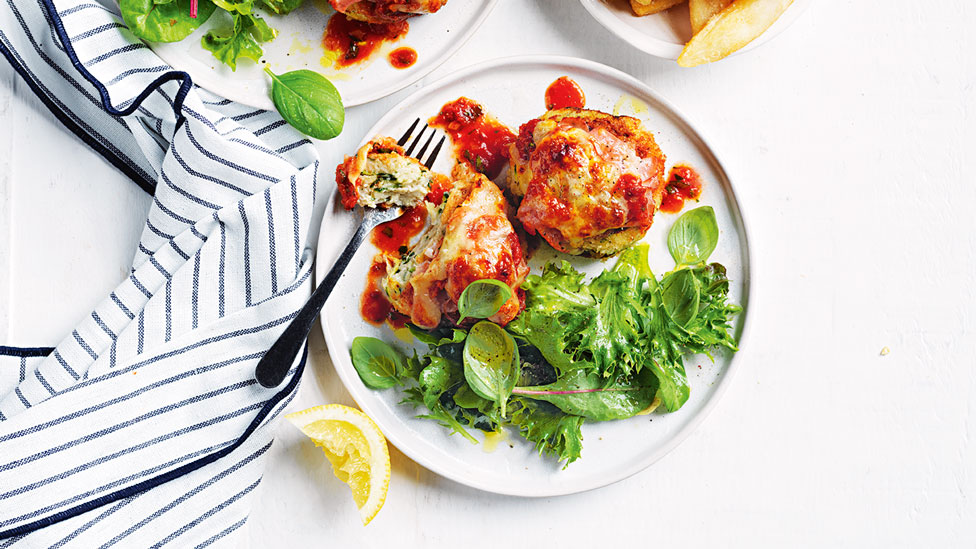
top-left (0, 0), bottom-right (324, 545)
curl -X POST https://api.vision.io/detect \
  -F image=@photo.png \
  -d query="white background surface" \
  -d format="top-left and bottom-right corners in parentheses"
top-left (1, 1), bottom-right (975, 547)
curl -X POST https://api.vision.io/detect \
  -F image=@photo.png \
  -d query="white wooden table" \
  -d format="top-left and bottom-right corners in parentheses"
top-left (2, 1), bottom-right (975, 546)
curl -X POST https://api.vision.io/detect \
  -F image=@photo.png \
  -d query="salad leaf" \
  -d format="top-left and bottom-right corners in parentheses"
top-left (509, 399), bottom-right (584, 465)
top-left (510, 246), bottom-right (703, 413)
top-left (670, 263), bottom-right (741, 354)
top-left (661, 268), bottom-right (701, 327)
top-left (668, 206), bottom-right (719, 267)
top-left (612, 243), bottom-right (653, 285)
top-left (463, 321), bottom-right (520, 417)
top-left (120, 0), bottom-right (217, 42)
top-left (265, 68), bottom-right (345, 140)
top-left (201, 12), bottom-right (275, 70)
top-left (402, 356), bottom-right (479, 444)
top-left (514, 368), bottom-right (659, 421)
top-left (349, 337), bottom-right (404, 389)
top-left (581, 268), bottom-right (646, 378)
top-left (638, 280), bottom-right (692, 412)
top-left (506, 261), bottom-right (594, 371)
top-left (457, 279), bottom-right (513, 322)
top-left (514, 341), bottom-right (558, 386)
top-left (258, 0), bottom-right (304, 15)
top-left (212, 0), bottom-right (250, 13)
top-left (407, 324), bottom-right (466, 347)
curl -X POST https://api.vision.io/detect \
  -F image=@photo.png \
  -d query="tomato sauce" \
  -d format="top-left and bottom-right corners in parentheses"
top-left (323, 13), bottom-right (408, 68)
top-left (370, 203), bottom-right (427, 255)
top-left (545, 76), bottom-right (585, 110)
top-left (429, 97), bottom-right (515, 180)
top-left (614, 173), bottom-right (654, 228)
top-left (388, 47), bottom-right (417, 69)
top-left (660, 164), bottom-right (703, 213)
top-left (425, 173), bottom-right (452, 205)
top-left (359, 201), bottom-right (429, 326)
top-left (361, 257), bottom-right (394, 325)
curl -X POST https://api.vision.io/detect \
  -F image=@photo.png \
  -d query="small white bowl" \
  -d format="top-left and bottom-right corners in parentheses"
top-left (579, 0), bottom-right (811, 61)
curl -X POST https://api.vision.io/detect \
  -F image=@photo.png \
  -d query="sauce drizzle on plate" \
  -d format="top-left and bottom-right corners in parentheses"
top-left (388, 47), bottom-right (418, 69)
top-left (360, 203), bottom-right (428, 327)
top-left (660, 164), bottom-right (703, 213)
top-left (545, 76), bottom-right (586, 110)
top-left (324, 13), bottom-right (408, 68)
top-left (429, 97), bottom-right (515, 179)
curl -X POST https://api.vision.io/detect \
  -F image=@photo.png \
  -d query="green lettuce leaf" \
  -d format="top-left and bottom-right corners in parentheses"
top-left (120, 0), bottom-right (217, 43)
top-left (201, 12), bottom-right (275, 70)
top-left (258, 0), bottom-right (303, 14)
top-left (509, 399), bottom-right (584, 466)
top-left (507, 261), bottom-right (595, 371)
top-left (581, 269), bottom-right (646, 378)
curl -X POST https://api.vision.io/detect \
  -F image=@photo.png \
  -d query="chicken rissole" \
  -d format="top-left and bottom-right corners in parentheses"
top-left (508, 108), bottom-right (666, 258)
top-left (385, 171), bottom-right (528, 329)
top-left (329, 0), bottom-right (449, 24)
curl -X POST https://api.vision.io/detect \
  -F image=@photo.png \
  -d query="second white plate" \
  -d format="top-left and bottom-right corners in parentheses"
top-left (315, 55), bottom-right (753, 496)
top-left (579, 0), bottom-right (811, 61)
top-left (147, 0), bottom-right (497, 109)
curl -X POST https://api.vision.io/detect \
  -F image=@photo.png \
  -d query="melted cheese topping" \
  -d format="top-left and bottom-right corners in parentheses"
top-left (508, 110), bottom-right (666, 256)
top-left (385, 173), bottom-right (528, 329)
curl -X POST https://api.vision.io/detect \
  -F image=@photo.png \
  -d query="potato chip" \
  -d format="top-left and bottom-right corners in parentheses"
top-left (678, 0), bottom-right (793, 67)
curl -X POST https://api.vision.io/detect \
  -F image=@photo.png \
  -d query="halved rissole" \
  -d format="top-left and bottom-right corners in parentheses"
top-left (385, 171), bottom-right (529, 329)
top-left (335, 137), bottom-right (433, 210)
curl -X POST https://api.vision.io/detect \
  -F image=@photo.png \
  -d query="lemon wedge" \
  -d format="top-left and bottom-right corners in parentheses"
top-left (285, 404), bottom-right (391, 525)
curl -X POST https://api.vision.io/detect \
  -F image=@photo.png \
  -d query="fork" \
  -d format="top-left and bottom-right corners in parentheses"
top-left (255, 120), bottom-right (445, 388)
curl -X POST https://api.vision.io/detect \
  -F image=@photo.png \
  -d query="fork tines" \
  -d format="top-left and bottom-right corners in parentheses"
top-left (397, 117), bottom-right (446, 169)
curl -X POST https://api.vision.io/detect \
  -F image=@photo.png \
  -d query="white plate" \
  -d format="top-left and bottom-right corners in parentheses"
top-left (579, 0), bottom-right (810, 60)
top-left (147, 0), bottom-right (497, 109)
top-left (314, 55), bottom-right (753, 496)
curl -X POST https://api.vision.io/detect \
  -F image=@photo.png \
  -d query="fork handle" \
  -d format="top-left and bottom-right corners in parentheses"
top-left (255, 219), bottom-right (372, 388)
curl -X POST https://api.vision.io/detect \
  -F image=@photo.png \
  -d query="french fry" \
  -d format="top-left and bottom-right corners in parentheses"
top-left (629, 0), bottom-right (685, 17)
top-left (677, 0), bottom-right (793, 67)
top-left (689, 0), bottom-right (732, 34)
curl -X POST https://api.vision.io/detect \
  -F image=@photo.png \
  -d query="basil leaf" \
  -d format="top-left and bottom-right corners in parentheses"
top-left (457, 279), bottom-right (513, 322)
top-left (514, 368), bottom-right (659, 421)
top-left (463, 321), bottom-right (520, 418)
top-left (265, 68), bottom-right (344, 140)
top-left (667, 206), bottom-right (719, 267)
top-left (120, 0), bottom-right (216, 43)
top-left (349, 336), bottom-right (404, 389)
top-left (661, 268), bottom-right (701, 327)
